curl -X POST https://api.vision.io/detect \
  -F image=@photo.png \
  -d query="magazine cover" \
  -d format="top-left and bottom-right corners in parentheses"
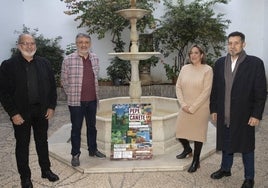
top-left (110, 103), bottom-right (152, 160)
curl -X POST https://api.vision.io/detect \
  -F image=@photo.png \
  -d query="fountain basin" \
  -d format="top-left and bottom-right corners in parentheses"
top-left (116, 9), bottom-right (149, 19)
top-left (81, 96), bottom-right (180, 156)
top-left (108, 52), bottom-right (161, 61)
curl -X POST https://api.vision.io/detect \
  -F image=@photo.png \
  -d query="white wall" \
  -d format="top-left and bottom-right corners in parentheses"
top-left (0, 0), bottom-right (24, 63)
top-left (22, 0), bottom-right (116, 77)
top-left (152, 0), bottom-right (268, 82)
top-left (263, 0), bottom-right (268, 77)
top-left (215, 0), bottom-right (268, 76)
top-left (215, 0), bottom-right (265, 56)
top-left (1, 0), bottom-right (267, 80)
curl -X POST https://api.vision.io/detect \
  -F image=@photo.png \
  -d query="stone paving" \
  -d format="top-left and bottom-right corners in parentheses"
top-left (1, 100), bottom-right (268, 188)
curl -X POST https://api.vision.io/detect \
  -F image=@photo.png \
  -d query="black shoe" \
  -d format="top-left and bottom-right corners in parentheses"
top-left (41, 170), bottom-right (59, 182)
top-left (188, 159), bottom-right (200, 173)
top-left (241, 179), bottom-right (254, 188)
top-left (21, 178), bottom-right (33, 188)
top-left (89, 150), bottom-right (106, 158)
top-left (176, 148), bottom-right (192, 159)
top-left (210, 169), bottom-right (231, 179)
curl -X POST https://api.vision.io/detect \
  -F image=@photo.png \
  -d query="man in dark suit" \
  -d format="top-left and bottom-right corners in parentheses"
top-left (210, 31), bottom-right (267, 188)
top-left (0, 34), bottom-right (59, 188)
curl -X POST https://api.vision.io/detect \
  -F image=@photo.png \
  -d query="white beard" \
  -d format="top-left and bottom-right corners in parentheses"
top-left (20, 49), bottom-right (36, 58)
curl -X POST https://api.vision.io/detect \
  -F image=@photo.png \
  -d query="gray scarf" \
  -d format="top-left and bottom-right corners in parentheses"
top-left (224, 50), bottom-right (247, 125)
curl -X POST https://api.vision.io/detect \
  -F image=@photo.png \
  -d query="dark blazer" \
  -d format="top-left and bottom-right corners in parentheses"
top-left (0, 53), bottom-right (57, 120)
top-left (210, 55), bottom-right (267, 153)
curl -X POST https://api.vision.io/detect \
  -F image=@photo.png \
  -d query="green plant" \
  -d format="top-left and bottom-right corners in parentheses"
top-left (139, 34), bottom-right (159, 71)
top-left (162, 57), bottom-right (181, 81)
top-left (11, 25), bottom-right (64, 87)
top-left (154, 0), bottom-right (230, 80)
top-left (106, 57), bottom-right (131, 85)
top-left (98, 77), bottom-right (112, 82)
top-left (105, 26), bottom-right (131, 85)
top-left (61, 0), bottom-right (160, 79)
top-left (61, 0), bottom-right (159, 47)
top-left (65, 43), bottom-right (76, 55)
top-left (139, 56), bottom-right (159, 71)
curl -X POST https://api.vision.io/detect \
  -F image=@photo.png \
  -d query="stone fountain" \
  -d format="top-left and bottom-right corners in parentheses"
top-left (109, 0), bottom-right (161, 100)
top-left (48, 0), bottom-right (216, 173)
top-left (80, 0), bottom-right (181, 156)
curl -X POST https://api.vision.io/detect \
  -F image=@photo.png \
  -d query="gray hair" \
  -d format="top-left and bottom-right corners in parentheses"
top-left (17, 33), bottom-right (35, 44)
top-left (75, 33), bottom-right (91, 41)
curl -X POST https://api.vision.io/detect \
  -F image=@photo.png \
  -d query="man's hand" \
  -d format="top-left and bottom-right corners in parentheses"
top-left (248, 117), bottom-right (260, 126)
top-left (45, 108), bottom-right (55, 120)
top-left (12, 114), bottom-right (25, 125)
top-left (211, 113), bottom-right (217, 123)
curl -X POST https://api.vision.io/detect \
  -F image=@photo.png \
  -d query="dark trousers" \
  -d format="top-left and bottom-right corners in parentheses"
top-left (69, 100), bottom-right (97, 156)
top-left (221, 126), bottom-right (254, 179)
top-left (13, 104), bottom-right (50, 180)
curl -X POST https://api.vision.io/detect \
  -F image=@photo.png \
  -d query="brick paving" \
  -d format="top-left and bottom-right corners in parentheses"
top-left (0, 100), bottom-right (268, 188)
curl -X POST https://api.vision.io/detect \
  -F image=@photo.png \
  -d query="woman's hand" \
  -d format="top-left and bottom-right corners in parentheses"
top-left (182, 105), bottom-right (191, 113)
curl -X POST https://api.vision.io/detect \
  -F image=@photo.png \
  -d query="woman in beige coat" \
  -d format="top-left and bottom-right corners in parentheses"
top-left (175, 44), bottom-right (213, 173)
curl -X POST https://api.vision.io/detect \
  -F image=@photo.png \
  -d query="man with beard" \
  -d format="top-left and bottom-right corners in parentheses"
top-left (0, 34), bottom-right (59, 188)
top-left (61, 33), bottom-right (106, 168)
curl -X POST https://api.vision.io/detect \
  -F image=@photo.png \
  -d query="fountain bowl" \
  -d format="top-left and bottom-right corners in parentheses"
top-left (81, 96), bottom-right (181, 156)
top-left (116, 9), bottom-right (150, 19)
top-left (109, 52), bottom-right (161, 61)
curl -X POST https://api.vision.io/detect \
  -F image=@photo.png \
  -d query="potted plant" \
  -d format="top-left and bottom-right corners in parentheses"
top-left (162, 56), bottom-right (182, 84)
top-left (138, 34), bottom-right (159, 85)
top-left (106, 57), bottom-right (131, 86)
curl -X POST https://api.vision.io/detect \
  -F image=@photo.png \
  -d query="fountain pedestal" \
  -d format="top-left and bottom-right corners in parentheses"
top-left (81, 1), bottom-right (179, 157)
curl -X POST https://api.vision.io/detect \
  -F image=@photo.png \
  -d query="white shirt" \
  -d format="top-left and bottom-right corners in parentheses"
top-left (231, 58), bottom-right (238, 72)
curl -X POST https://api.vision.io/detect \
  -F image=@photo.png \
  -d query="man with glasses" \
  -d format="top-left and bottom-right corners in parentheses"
top-left (61, 33), bottom-right (106, 167)
top-left (0, 34), bottom-right (59, 188)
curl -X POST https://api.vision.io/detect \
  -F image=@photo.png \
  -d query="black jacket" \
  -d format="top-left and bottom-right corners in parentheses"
top-left (0, 53), bottom-right (57, 119)
top-left (210, 55), bottom-right (267, 153)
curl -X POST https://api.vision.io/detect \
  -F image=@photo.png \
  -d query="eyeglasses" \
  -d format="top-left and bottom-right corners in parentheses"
top-left (19, 42), bottom-right (36, 46)
top-left (76, 41), bottom-right (90, 45)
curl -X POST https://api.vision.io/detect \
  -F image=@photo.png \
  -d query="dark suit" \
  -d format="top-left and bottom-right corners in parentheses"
top-left (0, 53), bottom-right (57, 180)
top-left (210, 54), bottom-right (267, 179)
top-left (210, 55), bottom-right (267, 153)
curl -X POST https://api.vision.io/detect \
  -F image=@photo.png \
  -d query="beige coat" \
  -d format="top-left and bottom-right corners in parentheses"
top-left (175, 64), bottom-right (213, 142)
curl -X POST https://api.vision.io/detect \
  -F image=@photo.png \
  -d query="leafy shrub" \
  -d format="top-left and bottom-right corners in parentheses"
top-left (11, 25), bottom-right (64, 87)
